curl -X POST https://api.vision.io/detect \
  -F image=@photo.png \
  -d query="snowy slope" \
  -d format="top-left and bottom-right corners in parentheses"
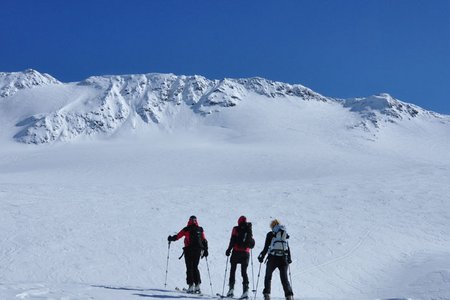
top-left (1, 70), bottom-right (450, 300)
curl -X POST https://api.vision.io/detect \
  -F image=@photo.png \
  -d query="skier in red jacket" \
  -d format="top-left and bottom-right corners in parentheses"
top-left (225, 216), bottom-right (255, 299)
top-left (168, 216), bottom-right (208, 294)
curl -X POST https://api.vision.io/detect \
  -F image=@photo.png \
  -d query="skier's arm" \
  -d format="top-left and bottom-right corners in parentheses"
top-left (261, 232), bottom-right (273, 256)
top-left (201, 232), bottom-right (209, 258)
top-left (228, 228), bottom-right (237, 250)
top-left (285, 234), bottom-right (292, 263)
top-left (176, 228), bottom-right (187, 240)
top-left (258, 232), bottom-right (273, 261)
top-left (201, 229), bottom-right (208, 249)
top-left (168, 227), bottom-right (187, 242)
top-left (225, 227), bottom-right (237, 256)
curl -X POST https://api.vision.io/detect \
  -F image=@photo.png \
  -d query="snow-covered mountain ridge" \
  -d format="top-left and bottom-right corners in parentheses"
top-left (0, 69), bottom-right (60, 98)
top-left (0, 69), bottom-right (447, 144)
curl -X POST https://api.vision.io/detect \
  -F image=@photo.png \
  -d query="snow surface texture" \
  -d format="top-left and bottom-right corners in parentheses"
top-left (1, 70), bottom-right (450, 300)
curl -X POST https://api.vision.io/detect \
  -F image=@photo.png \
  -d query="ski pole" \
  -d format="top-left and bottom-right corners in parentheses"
top-left (288, 262), bottom-right (293, 290)
top-left (253, 262), bottom-right (262, 300)
top-left (221, 256), bottom-right (229, 297)
top-left (164, 241), bottom-right (171, 288)
top-left (250, 250), bottom-right (255, 292)
top-left (281, 239), bottom-right (293, 290)
top-left (205, 256), bottom-right (214, 296)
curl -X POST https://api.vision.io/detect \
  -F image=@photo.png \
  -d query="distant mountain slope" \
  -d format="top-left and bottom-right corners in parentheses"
top-left (343, 93), bottom-right (445, 130)
top-left (0, 69), bottom-right (448, 144)
top-left (0, 69), bottom-right (60, 98)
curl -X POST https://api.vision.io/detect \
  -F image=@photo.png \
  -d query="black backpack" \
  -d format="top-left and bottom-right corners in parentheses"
top-left (188, 225), bottom-right (204, 249)
top-left (236, 222), bottom-right (255, 249)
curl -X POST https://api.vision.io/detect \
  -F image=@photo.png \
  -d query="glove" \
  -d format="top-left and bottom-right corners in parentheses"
top-left (226, 248), bottom-right (231, 256)
top-left (167, 235), bottom-right (176, 242)
top-left (258, 253), bottom-right (264, 263)
top-left (287, 256), bottom-right (292, 264)
top-left (202, 249), bottom-right (209, 258)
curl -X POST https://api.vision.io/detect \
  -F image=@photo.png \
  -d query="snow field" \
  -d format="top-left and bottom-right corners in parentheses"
top-left (1, 70), bottom-right (450, 299)
top-left (1, 133), bottom-right (450, 299)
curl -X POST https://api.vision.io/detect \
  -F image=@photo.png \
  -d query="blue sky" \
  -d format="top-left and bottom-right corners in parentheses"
top-left (1, 0), bottom-right (449, 114)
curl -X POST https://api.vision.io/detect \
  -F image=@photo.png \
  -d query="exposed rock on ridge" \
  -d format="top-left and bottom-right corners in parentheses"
top-left (0, 69), bottom-right (60, 98)
top-left (0, 70), bottom-right (446, 144)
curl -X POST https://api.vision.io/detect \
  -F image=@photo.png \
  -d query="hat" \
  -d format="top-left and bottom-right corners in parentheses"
top-left (238, 215), bottom-right (247, 225)
top-left (188, 215), bottom-right (198, 226)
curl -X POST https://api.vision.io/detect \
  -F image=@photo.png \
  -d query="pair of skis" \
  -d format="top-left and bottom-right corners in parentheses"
top-left (216, 293), bottom-right (249, 299)
top-left (174, 287), bottom-right (248, 299)
top-left (175, 287), bottom-right (203, 295)
top-left (175, 287), bottom-right (211, 297)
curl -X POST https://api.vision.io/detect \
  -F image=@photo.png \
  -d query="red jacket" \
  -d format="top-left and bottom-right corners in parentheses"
top-left (175, 218), bottom-right (207, 248)
top-left (227, 216), bottom-right (252, 253)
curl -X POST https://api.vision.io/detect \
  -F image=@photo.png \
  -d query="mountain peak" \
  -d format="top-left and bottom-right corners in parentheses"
top-left (0, 69), bottom-right (61, 98)
top-left (342, 93), bottom-right (437, 129)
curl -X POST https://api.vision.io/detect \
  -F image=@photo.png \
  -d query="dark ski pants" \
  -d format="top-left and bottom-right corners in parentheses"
top-left (229, 251), bottom-right (250, 288)
top-left (184, 248), bottom-right (202, 285)
top-left (263, 255), bottom-right (293, 296)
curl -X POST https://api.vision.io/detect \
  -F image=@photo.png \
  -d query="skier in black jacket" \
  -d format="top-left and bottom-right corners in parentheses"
top-left (168, 215), bottom-right (208, 294)
top-left (258, 219), bottom-right (293, 300)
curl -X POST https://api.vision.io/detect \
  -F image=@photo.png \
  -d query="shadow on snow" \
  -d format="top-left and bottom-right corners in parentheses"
top-left (92, 285), bottom-right (209, 299)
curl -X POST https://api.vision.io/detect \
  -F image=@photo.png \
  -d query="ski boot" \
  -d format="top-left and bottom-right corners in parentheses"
top-left (226, 285), bottom-right (234, 298)
top-left (187, 284), bottom-right (194, 293)
top-left (263, 293), bottom-right (270, 300)
top-left (240, 283), bottom-right (249, 299)
top-left (194, 284), bottom-right (201, 294)
top-left (285, 295), bottom-right (294, 300)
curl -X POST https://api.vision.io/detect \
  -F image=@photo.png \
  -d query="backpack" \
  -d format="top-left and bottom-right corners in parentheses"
top-left (188, 225), bottom-right (204, 249)
top-left (268, 224), bottom-right (289, 256)
top-left (236, 222), bottom-right (255, 249)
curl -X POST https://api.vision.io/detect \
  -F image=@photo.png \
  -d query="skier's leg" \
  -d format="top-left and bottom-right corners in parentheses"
top-left (241, 260), bottom-right (250, 298)
top-left (263, 257), bottom-right (276, 295)
top-left (229, 261), bottom-right (237, 288)
top-left (228, 253), bottom-right (237, 296)
top-left (184, 250), bottom-right (194, 286)
top-left (278, 260), bottom-right (293, 297)
top-left (193, 249), bottom-right (202, 285)
top-left (241, 253), bottom-right (250, 287)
